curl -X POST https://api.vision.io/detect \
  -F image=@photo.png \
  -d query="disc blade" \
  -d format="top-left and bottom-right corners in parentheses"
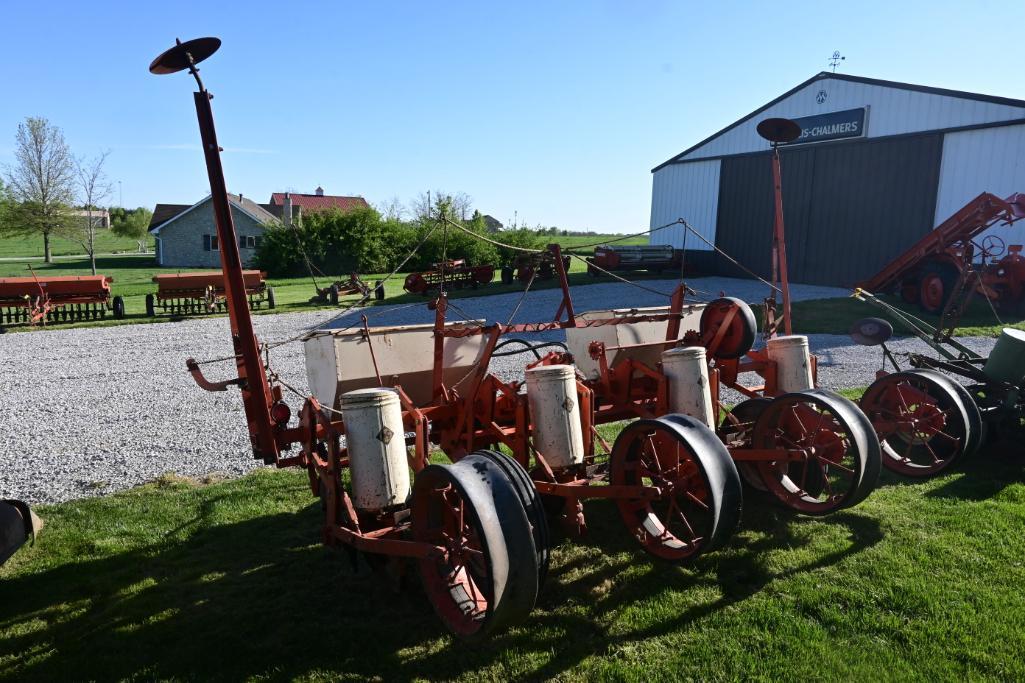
top-left (149, 37), bottom-right (221, 75)
top-left (757, 117), bottom-right (802, 143)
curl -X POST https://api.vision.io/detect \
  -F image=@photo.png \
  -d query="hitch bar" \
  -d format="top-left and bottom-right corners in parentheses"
top-left (186, 357), bottom-right (245, 392)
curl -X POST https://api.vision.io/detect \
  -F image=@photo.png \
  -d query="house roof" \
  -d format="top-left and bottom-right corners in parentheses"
top-left (652, 71), bottom-right (1025, 172)
top-left (149, 204), bottom-right (191, 230)
top-left (269, 192), bottom-right (369, 213)
top-left (148, 194), bottom-right (279, 234)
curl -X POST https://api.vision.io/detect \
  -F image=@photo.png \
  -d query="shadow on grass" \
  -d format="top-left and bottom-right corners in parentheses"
top-left (468, 499), bottom-right (884, 680)
top-left (0, 485), bottom-right (882, 682)
top-left (922, 440), bottom-right (1025, 501)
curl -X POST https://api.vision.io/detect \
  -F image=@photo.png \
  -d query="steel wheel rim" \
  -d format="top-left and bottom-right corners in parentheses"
top-left (861, 373), bottom-right (968, 477)
top-left (413, 469), bottom-right (493, 637)
top-left (611, 423), bottom-right (715, 561)
top-left (753, 394), bottom-right (864, 514)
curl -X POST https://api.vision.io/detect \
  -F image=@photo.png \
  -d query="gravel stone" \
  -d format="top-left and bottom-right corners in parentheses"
top-left (0, 276), bottom-right (996, 504)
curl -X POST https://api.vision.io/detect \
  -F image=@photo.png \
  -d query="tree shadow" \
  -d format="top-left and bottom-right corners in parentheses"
top-left (0, 492), bottom-right (882, 682)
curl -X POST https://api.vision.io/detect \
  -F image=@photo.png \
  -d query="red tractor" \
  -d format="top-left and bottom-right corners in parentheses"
top-left (859, 192), bottom-right (1025, 314)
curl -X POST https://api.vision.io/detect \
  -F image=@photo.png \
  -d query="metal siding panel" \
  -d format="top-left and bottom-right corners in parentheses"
top-left (649, 160), bottom-right (720, 250)
top-left (802, 134), bottom-right (943, 286)
top-left (934, 124), bottom-right (1025, 246)
top-left (681, 78), bottom-right (1025, 161)
top-left (715, 135), bottom-right (942, 286)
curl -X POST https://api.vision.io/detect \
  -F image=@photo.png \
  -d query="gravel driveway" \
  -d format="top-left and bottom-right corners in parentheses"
top-left (0, 276), bottom-right (997, 504)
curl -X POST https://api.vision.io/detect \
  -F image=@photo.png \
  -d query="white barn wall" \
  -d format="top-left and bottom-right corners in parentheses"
top-left (933, 124), bottom-right (1025, 246)
top-left (678, 78), bottom-right (1025, 162)
top-left (648, 159), bottom-right (720, 251)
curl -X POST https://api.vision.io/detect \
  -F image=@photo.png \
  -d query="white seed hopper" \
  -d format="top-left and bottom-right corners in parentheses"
top-left (566, 304), bottom-right (705, 381)
top-left (304, 320), bottom-right (488, 408)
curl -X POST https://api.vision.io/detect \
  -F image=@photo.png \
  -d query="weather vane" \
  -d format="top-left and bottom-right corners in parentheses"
top-left (828, 51), bottom-right (845, 73)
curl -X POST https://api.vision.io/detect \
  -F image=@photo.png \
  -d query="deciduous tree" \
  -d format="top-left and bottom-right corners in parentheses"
top-left (2, 117), bottom-right (76, 262)
top-left (72, 151), bottom-right (112, 275)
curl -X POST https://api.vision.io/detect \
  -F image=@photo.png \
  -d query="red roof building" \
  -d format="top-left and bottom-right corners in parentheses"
top-left (269, 187), bottom-right (369, 214)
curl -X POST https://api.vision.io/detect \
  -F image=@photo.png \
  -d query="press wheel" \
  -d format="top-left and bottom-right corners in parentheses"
top-left (610, 414), bottom-right (742, 562)
top-left (412, 454), bottom-right (539, 640)
top-left (751, 389), bottom-right (881, 515)
top-left (860, 369), bottom-right (974, 478)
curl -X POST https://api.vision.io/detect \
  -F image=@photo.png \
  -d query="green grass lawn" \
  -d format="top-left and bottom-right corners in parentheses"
top-left (785, 294), bottom-right (1025, 338)
top-left (2, 445), bottom-right (1024, 681)
top-left (0, 232), bottom-right (154, 259)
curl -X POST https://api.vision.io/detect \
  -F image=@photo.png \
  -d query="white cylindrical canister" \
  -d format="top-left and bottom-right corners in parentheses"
top-left (766, 335), bottom-right (815, 393)
top-left (661, 346), bottom-right (714, 428)
top-left (340, 388), bottom-right (411, 511)
top-left (525, 364), bottom-right (585, 469)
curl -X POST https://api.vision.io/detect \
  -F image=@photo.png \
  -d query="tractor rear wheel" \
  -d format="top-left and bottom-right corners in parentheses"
top-left (751, 389), bottom-right (881, 515)
top-left (610, 414), bottom-right (742, 562)
top-left (412, 454), bottom-right (539, 640)
top-left (860, 369), bottom-right (976, 477)
top-left (918, 262), bottom-right (958, 314)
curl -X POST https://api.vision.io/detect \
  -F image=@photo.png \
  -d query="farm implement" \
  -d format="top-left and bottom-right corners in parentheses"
top-left (0, 274), bottom-right (124, 327)
top-left (146, 270), bottom-right (274, 316)
top-left (858, 191), bottom-right (1025, 315)
top-left (585, 244), bottom-right (682, 277)
top-left (500, 251), bottom-right (572, 285)
top-left (310, 273), bottom-right (385, 305)
top-left (0, 499), bottom-right (42, 567)
top-left (156, 39), bottom-right (883, 639)
top-left (403, 259), bottom-right (494, 295)
top-left (849, 295), bottom-right (1025, 479)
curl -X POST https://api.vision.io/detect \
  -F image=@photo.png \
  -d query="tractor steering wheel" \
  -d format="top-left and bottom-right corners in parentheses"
top-left (979, 234), bottom-right (1006, 259)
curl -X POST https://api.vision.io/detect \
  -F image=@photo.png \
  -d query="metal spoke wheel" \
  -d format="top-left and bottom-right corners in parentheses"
top-left (717, 397), bottom-right (773, 493)
top-left (860, 369), bottom-right (976, 478)
top-left (412, 454), bottom-right (539, 640)
top-left (751, 389), bottom-right (881, 515)
top-left (610, 414), bottom-right (742, 562)
top-left (699, 297), bottom-right (757, 359)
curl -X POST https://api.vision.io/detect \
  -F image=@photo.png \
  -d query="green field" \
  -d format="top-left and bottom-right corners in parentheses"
top-left (2, 444), bottom-right (1024, 681)
top-left (0, 232), bottom-right (154, 259)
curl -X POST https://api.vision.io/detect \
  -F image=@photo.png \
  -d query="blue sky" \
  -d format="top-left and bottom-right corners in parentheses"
top-left (2, 1), bottom-right (1022, 232)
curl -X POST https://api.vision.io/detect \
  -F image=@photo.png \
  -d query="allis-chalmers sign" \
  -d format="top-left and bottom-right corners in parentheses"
top-left (785, 107), bottom-right (867, 145)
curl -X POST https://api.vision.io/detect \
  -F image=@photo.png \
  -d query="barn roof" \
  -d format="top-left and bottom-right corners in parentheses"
top-left (653, 72), bottom-right (1025, 172)
top-left (269, 192), bottom-right (368, 213)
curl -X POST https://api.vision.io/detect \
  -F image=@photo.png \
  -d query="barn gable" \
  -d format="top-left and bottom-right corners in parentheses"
top-left (654, 72), bottom-right (1025, 170)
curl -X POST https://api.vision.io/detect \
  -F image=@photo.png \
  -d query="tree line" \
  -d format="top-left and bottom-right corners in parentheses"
top-left (255, 194), bottom-right (546, 278)
top-left (0, 117), bottom-right (152, 274)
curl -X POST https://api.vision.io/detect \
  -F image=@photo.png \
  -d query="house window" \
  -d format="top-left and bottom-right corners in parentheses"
top-left (238, 235), bottom-right (259, 249)
top-left (203, 234), bottom-right (219, 251)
